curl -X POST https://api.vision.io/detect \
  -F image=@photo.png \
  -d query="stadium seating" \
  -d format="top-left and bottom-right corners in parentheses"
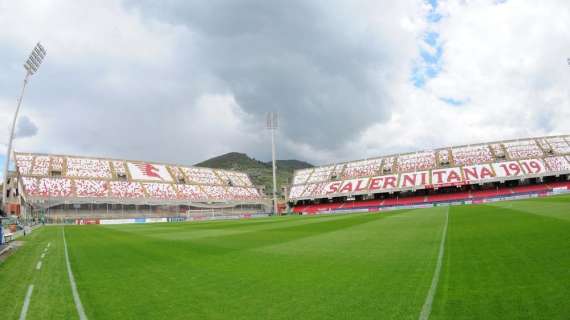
top-left (307, 166), bottom-right (335, 183)
top-left (503, 140), bottom-right (543, 159)
top-left (291, 181), bottom-right (567, 214)
top-left (22, 177), bottom-right (72, 197)
top-left (289, 185), bottom-right (306, 198)
top-left (67, 158), bottom-right (112, 178)
top-left (226, 186), bottom-right (260, 200)
top-left (543, 156), bottom-right (570, 172)
top-left (545, 137), bottom-right (570, 154)
top-left (175, 184), bottom-right (207, 201)
top-left (292, 168), bottom-right (313, 185)
top-left (144, 183), bottom-right (177, 200)
top-left (217, 171), bottom-right (254, 187)
top-left (202, 185), bottom-right (228, 200)
top-left (181, 167), bottom-right (222, 185)
top-left (15, 154), bottom-right (33, 175)
top-left (32, 156), bottom-right (50, 175)
top-left (452, 145), bottom-right (493, 165)
top-left (75, 179), bottom-right (108, 197)
top-left (289, 135), bottom-right (570, 202)
top-left (397, 151), bottom-right (436, 172)
top-left (341, 158), bottom-right (383, 179)
top-left (110, 181), bottom-right (146, 198)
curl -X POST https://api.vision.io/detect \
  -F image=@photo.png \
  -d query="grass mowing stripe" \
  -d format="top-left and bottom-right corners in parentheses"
top-left (63, 226), bottom-right (88, 320)
top-left (419, 207), bottom-right (449, 320)
top-left (19, 285), bottom-right (34, 320)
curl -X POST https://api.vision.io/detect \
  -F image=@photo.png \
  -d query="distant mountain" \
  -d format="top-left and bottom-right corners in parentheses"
top-left (195, 152), bottom-right (313, 197)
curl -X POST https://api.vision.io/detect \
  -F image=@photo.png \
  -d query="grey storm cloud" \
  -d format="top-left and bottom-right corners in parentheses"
top-left (128, 0), bottom-right (394, 148)
top-left (0, 0), bottom-right (417, 165)
top-left (15, 115), bottom-right (39, 139)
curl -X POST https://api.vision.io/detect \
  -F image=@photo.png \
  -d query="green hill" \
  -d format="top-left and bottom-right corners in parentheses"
top-left (195, 152), bottom-right (313, 197)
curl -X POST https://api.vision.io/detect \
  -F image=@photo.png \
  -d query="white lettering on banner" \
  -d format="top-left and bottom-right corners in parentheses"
top-left (492, 161), bottom-right (524, 178)
top-left (127, 162), bottom-right (173, 182)
top-left (289, 159), bottom-right (557, 199)
top-left (519, 159), bottom-right (545, 175)
top-left (431, 167), bottom-right (463, 186)
top-left (399, 171), bottom-right (429, 188)
top-left (368, 175), bottom-right (398, 192)
top-left (461, 164), bottom-right (496, 183)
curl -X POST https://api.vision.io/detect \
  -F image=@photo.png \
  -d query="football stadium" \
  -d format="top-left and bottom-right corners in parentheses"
top-left (1, 1), bottom-right (570, 320)
top-left (10, 152), bottom-right (268, 223)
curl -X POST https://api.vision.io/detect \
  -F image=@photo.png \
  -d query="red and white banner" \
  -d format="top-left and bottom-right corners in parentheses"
top-left (492, 161), bottom-right (525, 178)
top-left (430, 167), bottom-right (463, 187)
top-left (368, 175), bottom-right (398, 192)
top-left (399, 171), bottom-right (429, 189)
top-left (290, 158), bottom-right (566, 199)
top-left (327, 178), bottom-right (371, 195)
top-left (519, 159), bottom-right (545, 175)
top-left (461, 164), bottom-right (496, 183)
top-left (127, 162), bottom-right (173, 182)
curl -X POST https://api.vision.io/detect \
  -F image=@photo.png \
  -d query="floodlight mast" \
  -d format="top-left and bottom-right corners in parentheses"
top-left (2, 43), bottom-right (46, 212)
top-left (266, 112), bottom-right (279, 215)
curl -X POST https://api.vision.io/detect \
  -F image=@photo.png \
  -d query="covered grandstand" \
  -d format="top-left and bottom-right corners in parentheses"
top-left (8, 152), bottom-right (269, 222)
top-left (288, 135), bottom-right (570, 213)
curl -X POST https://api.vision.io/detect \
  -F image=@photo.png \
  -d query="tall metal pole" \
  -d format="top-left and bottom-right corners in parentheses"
top-left (2, 73), bottom-right (30, 209)
top-left (2, 43), bottom-right (46, 213)
top-left (267, 112), bottom-right (279, 215)
top-left (271, 126), bottom-right (278, 215)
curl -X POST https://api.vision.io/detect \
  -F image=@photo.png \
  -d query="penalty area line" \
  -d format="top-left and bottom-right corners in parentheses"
top-left (63, 226), bottom-right (88, 320)
top-left (418, 207), bottom-right (449, 320)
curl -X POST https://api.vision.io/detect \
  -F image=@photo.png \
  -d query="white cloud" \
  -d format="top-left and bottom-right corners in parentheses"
top-left (0, 0), bottom-right (568, 168)
top-left (356, 0), bottom-right (570, 160)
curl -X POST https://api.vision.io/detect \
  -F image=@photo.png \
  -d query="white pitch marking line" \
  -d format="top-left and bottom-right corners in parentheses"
top-left (19, 285), bottom-right (34, 320)
top-left (418, 207), bottom-right (450, 320)
top-left (63, 227), bottom-right (88, 320)
top-left (36, 261), bottom-right (42, 270)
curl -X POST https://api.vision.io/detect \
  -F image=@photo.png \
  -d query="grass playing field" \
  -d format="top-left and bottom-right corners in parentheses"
top-left (1, 195), bottom-right (569, 319)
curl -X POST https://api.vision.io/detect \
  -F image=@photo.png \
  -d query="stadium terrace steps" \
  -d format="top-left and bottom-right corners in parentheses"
top-left (13, 152), bottom-right (266, 206)
top-left (288, 135), bottom-right (570, 201)
top-left (291, 181), bottom-right (570, 214)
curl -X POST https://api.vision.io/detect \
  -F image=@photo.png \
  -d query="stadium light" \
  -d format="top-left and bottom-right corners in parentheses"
top-left (266, 112), bottom-right (279, 215)
top-left (2, 43), bottom-right (47, 213)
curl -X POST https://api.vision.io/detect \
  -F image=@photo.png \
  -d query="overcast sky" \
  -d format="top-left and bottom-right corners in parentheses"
top-left (0, 0), bottom-right (569, 170)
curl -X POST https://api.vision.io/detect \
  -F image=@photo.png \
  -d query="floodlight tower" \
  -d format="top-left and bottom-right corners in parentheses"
top-left (266, 112), bottom-right (279, 215)
top-left (2, 43), bottom-right (47, 211)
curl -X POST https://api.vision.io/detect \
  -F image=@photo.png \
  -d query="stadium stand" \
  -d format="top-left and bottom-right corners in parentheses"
top-left (292, 168), bottom-right (313, 185)
top-left (452, 145), bottom-right (493, 166)
top-left (503, 140), bottom-right (544, 159)
top-left (307, 165), bottom-right (335, 183)
top-left (289, 135), bottom-right (570, 210)
top-left (291, 181), bottom-right (570, 214)
top-left (341, 158), bottom-right (383, 179)
top-left (544, 156), bottom-right (570, 172)
top-left (396, 151), bottom-right (436, 172)
top-left (11, 152), bottom-right (267, 221)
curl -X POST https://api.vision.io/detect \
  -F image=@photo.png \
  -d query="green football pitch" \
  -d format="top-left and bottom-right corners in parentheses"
top-left (1, 195), bottom-right (569, 319)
